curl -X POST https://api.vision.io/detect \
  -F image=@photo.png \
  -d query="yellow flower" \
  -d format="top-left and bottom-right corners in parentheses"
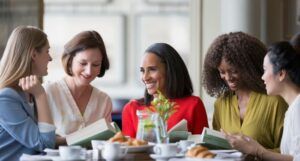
top-left (147, 91), bottom-right (178, 122)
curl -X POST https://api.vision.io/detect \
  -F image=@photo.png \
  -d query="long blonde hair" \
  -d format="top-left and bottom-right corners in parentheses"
top-left (0, 26), bottom-right (48, 89)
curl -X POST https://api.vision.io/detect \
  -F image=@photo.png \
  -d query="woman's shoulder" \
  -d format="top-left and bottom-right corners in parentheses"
top-left (124, 99), bottom-right (142, 106)
top-left (253, 92), bottom-right (286, 103)
top-left (0, 87), bottom-right (23, 101)
top-left (214, 95), bottom-right (228, 103)
top-left (180, 95), bottom-right (201, 101)
top-left (174, 95), bottom-right (204, 106)
top-left (92, 87), bottom-right (111, 98)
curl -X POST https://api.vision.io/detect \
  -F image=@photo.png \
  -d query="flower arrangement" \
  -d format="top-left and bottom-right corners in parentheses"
top-left (147, 90), bottom-right (178, 122)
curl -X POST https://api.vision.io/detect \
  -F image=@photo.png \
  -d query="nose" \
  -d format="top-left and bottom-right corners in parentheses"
top-left (224, 73), bottom-right (233, 81)
top-left (84, 65), bottom-right (92, 76)
top-left (142, 71), bottom-right (150, 82)
top-left (48, 53), bottom-right (52, 61)
top-left (261, 73), bottom-right (265, 81)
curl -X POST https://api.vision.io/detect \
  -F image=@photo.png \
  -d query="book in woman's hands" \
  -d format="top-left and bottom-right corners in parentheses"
top-left (167, 119), bottom-right (191, 142)
top-left (66, 118), bottom-right (117, 147)
top-left (199, 127), bottom-right (232, 149)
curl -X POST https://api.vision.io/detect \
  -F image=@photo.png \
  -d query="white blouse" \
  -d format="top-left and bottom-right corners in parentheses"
top-left (44, 79), bottom-right (112, 137)
top-left (280, 94), bottom-right (300, 159)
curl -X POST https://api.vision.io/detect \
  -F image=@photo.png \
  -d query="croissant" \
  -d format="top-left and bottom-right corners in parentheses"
top-left (108, 132), bottom-right (127, 142)
top-left (108, 132), bottom-right (148, 146)
top-left (186, 145), bottom-right (215, 158)
top-left (132, 139), bottom-right (148, 146)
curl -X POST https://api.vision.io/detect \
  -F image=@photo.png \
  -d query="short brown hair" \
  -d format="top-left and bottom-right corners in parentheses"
top-left (203, 32), bottom-right (267, 97)
top-left (61, 31), bottom-right (109, 77)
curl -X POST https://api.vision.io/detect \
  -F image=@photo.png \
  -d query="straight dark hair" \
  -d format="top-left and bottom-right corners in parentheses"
top-left (142, 43), bottom-right (193, 105)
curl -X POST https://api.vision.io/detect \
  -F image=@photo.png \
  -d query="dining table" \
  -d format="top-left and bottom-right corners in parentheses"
top-left (20, 150), bottom-right (260, 161)
top-left (90, 151), bottom-right (260, 161)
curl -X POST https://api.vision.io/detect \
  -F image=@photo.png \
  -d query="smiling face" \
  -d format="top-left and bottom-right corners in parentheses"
top-left (262, 53), bottom-right (281, 95)
top-left (140, 52), bottom-right (166, 97)
top-left (218, 58), bottom-right (241, 91)
top-left (31, 42), bottom-right (52, 76)
top-left (71, 48), bottom-right (102, 86)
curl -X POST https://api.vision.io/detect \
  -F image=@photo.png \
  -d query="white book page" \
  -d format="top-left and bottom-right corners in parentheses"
top-left (167, 119), bottom-right (188, 134)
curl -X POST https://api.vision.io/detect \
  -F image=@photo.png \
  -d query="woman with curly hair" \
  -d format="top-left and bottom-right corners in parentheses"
top-left (202, 32), bottom-right (288, 151)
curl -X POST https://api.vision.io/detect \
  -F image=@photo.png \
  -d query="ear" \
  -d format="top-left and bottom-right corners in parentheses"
top-left (31, 49), bottom-right (38, 61)
top-left (278, 70), bottom-right (287, 82)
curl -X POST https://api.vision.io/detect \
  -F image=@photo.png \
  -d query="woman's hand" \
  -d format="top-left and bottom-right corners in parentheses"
top-left (55, 135), bottom-right (67, 148)
top-left (18, 75), bottom-right (44, 97)
top-left (19, 75), bottom-right (53, 124)
top-left (224, 132), bottom-right (265, 157)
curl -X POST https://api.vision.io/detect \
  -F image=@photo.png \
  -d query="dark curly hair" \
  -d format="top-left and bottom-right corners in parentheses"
top-left (203, 32), bottom-right (267, 97)
top-left (268, 41), bottom-right (300, 87)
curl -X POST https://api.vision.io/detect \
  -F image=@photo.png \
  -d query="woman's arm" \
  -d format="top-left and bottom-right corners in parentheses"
top-left (122, 101), bottom-right (137, 138)
top-left (191, 98), bottom-right (208, 133)
top-left (226, 133), bottom-right (293, 161)
top-left (0, 88), bottom-right (56, 151)
top-left (55, 135), bottom-right (67, 148)
top-left (19, 75), bottom-right (53, 124)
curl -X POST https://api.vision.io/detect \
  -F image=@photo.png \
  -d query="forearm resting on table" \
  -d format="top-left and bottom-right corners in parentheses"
top-left (259, 148), bottom-right (293, 161)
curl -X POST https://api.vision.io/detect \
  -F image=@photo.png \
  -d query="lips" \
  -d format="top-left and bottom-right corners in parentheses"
top-left (227, 81), bottom-right (237, 89)
top-left (145, 83), bottom-right (156, 89)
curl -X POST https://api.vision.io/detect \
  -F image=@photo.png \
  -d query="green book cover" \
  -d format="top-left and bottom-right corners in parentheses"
top-left (168, 131), bottom-right (190, 143)
top-left (200, 127), bottom-right (232, 150)
top-left (66, 119), bottom-right (117, 148)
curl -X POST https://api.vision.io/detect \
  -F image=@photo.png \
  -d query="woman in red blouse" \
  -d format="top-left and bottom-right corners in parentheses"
top-left (122, 43), bottom-right (208, 138)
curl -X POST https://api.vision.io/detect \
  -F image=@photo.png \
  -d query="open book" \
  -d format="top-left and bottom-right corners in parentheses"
top-left (199, 127), bottom-right (232, 149)
top-left (167, 119), bottom-right (191, 142)
top-left (66, 118), bottom-right (118, 147)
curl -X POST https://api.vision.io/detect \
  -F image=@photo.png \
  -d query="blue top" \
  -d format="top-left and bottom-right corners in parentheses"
top-left (0, 88), bottom-right (56, 161)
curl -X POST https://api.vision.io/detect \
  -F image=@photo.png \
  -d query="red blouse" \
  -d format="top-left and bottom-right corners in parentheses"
top-left (122, 95), bottom-right (209, 138)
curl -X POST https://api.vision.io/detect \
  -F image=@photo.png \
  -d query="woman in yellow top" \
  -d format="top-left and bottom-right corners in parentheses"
top-left (203, 32), bottom-right (288, 151)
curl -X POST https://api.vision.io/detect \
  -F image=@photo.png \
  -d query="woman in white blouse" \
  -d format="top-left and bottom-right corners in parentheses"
top-left (223, 41), bottom-right (300, 161)
top-left (44, 31), bottom-right (112, 145)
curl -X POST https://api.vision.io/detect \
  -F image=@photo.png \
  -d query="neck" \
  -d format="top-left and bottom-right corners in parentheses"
top-left (235, 89), bottom-right (251, 99)
top-left (65, 77), bottom-right (91, 98)
top-left (279, 83), bottom-right (300, 106)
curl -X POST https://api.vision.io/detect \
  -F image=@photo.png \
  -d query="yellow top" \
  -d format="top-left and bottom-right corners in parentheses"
top-left (213, 92), bottom-right (288, 151)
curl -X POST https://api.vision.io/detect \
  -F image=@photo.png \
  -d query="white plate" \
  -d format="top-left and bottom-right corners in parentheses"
top-left (150, 154), bottom-right (184, 161)
top-left (44, 148), bottom-right (60, 156)
top-left (50, 156), bottom-right (85, 161)
top-left (20, 154), bottom-right (53, 161)
top-left (209, 149), bottom-right (238, 153)
top-left (124, 144), bottom-right (154, 153)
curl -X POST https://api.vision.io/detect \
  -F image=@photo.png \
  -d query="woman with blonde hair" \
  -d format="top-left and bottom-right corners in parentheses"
top-left (0, 26), bottom-right (55, 161)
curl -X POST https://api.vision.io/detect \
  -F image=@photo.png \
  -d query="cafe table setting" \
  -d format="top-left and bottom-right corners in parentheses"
top-left (19, 137), bottom-right (256, 161)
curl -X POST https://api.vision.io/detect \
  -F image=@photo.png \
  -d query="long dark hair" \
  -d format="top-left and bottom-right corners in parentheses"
top-left (141, 43), bottom-right (193, 105)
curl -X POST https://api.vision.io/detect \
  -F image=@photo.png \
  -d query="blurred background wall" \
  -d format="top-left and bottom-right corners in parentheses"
top-left (0, 0), bottom-right (299, 127)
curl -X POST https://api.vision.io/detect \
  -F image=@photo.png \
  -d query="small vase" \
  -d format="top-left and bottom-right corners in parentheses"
top-left (160, 121), bottom-right (169, 143)
top-left (154, 115), bottom-right (169, 143)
